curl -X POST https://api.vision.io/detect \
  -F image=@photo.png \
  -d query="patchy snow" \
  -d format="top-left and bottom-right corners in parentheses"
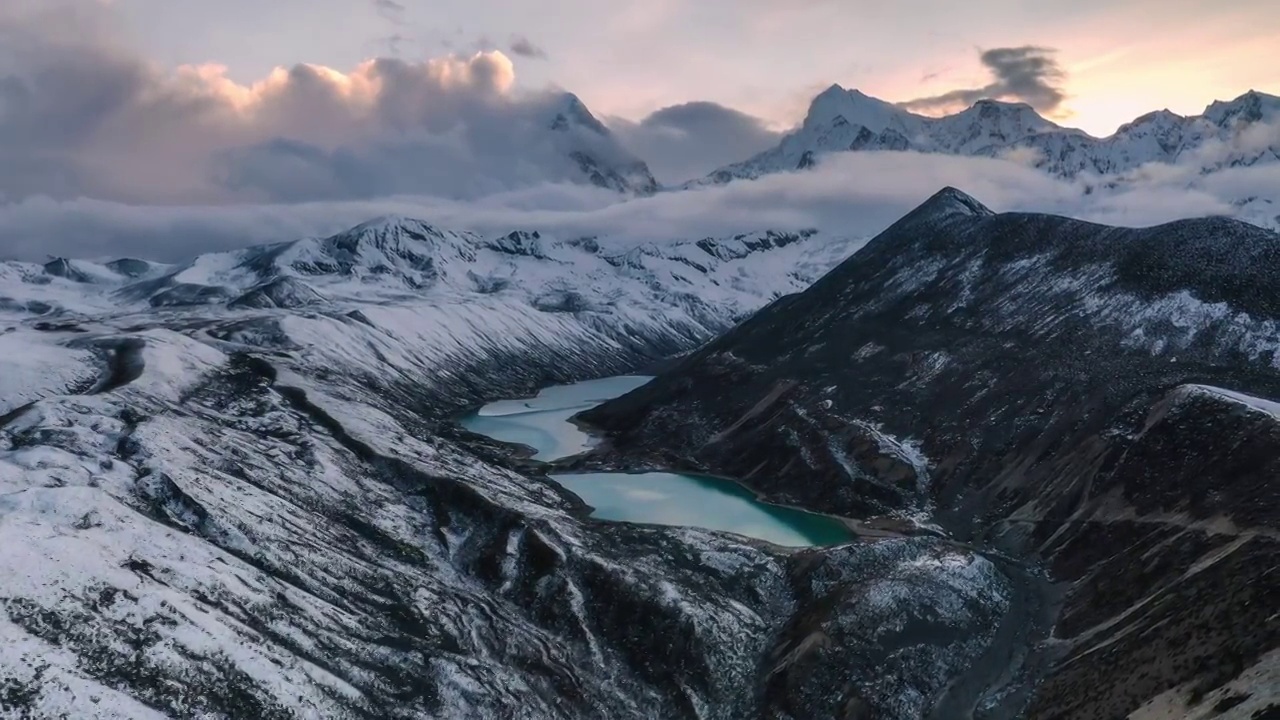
top-left (850, 419), bottom-right (932, 493)
top-left (986, 256), bottom-right (1280, 366)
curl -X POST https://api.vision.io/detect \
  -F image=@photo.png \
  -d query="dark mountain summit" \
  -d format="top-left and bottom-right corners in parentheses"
top-left (579, 187), bottom-right (1280, 718)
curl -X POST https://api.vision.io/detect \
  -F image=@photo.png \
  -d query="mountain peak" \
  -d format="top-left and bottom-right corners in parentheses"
top-left (1133, 108), bottom-right (1183, 123)
top-left (924, 186), bottom-right (992, 214)
top-left (803, 85), bottom-right (915, 133)
top-left (347, 215), bottom-right (436, 234)
top-left (971, 98), bottom-right (1033, 110)
top-left (549, 92), bottom-right (610, 135)
top-left (542, 92), bottom-right (656, 194)
top-left (817, 83), bottom-right (847, 98)
top-left (949, 98), bottom-right (1057, 133)
top-left (895, 187), bottom-right (994, 227)
top-left (1114, 109), bottom-right (1186, 136)
top-left (1203, 89), bottom-right (1280, 127)
top-left (1239, 89), bottom-right (1280, 103)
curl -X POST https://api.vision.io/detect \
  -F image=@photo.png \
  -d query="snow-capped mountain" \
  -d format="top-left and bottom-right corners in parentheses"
top-left (0, 218), bottom-right (850, 342)
top-left (545, 93), bottom-right (659, 195)
top-left (2, 213), bottom-right (1032, 720)
top-left (0, 219), bottom-right (869, 718)
top-left (3, 195), bottom-right (1279, 718)
top-left (684, 85), bottom-right (1280, 186)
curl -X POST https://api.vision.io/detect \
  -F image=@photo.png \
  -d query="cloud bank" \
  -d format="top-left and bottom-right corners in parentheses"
top-left (3, 149), bottom-right (1276, 263)
top-left (0, 5), bottom-right (642, 205)
top-left (0, 5), bottom-right (1276, 266)
top-left (901, 46), bottom-right (1068, 116)
top-left (607, 102), bottom-right (782, 185)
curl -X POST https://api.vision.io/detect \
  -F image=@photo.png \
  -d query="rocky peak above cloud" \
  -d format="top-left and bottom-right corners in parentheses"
top-left (684, 88), bottom-right (1280, 188)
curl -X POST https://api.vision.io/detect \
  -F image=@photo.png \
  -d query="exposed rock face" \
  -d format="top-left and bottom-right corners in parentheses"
top-left (147, 282), bottom-right (236, 307)
top-left (581, 188), bottom-right (1280, 717)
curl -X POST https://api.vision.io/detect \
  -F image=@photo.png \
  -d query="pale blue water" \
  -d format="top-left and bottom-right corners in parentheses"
top-left (461, 375), bottom-right (850, 547)
top-left (461, 375), bottom-right (653, 461)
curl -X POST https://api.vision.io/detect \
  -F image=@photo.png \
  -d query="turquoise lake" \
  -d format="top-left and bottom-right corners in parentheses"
top-left (461, 375), bottom-right (850, 547)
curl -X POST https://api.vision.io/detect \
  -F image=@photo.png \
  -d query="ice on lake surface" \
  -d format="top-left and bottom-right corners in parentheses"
top-left (462, 375), bottom-right (850, 547)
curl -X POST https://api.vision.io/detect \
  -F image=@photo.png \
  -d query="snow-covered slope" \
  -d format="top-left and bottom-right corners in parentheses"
top-left (2, 217), bottom-right (1021, 720)
top-left (0, 219), bottom-right (852, 393)
top-left (685, 86), bottom-right (1280, 187)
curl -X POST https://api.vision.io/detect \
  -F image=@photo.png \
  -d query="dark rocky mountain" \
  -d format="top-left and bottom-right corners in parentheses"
top-left (577, 188), bottom-right (1280, 718)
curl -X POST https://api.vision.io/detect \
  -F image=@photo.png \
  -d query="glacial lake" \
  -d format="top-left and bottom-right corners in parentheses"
top-left (461, 375), bottom-right (851, 547)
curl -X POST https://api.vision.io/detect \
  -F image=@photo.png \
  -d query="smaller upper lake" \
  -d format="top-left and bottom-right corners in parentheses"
top-left (461, 375), bottom-right (851, 547)
top-left (461, 375), bottom-right (653, 461)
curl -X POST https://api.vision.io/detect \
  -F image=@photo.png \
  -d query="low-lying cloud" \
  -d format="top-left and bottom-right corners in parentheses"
top-left (607, 102), bottom-right (782, 184)
top-left (3, 149), bottom-right (1276, 263)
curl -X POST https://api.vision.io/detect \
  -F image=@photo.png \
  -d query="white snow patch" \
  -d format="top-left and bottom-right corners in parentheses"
top-left (1179, 384), bottom-right (1280, 419)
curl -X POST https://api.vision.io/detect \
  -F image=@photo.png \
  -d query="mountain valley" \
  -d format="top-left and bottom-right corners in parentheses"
top-left (0, 189), bottom-right (1277, 719)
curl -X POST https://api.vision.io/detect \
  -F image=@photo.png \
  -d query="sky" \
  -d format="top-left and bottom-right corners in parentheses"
top-left (96, 0), bottom-right (1279, 137)
top-left (0, 0), bottom-right (1277, 261)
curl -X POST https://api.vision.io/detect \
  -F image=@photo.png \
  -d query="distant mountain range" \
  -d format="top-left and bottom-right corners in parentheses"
top-left (679, 86), bottom-right (1280, 188)
top-left (568, 84), bottom-right (1278, 231)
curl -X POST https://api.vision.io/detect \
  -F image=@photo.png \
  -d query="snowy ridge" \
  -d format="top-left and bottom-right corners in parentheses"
top-left (0, 219), bottom-right (860, 397)
top-left (0, 218), bottom-right (861, 421)
top-left (1177, 384), bottom-right (1280, 419)
top-left (684, 86), bottom-right (1280, 187)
